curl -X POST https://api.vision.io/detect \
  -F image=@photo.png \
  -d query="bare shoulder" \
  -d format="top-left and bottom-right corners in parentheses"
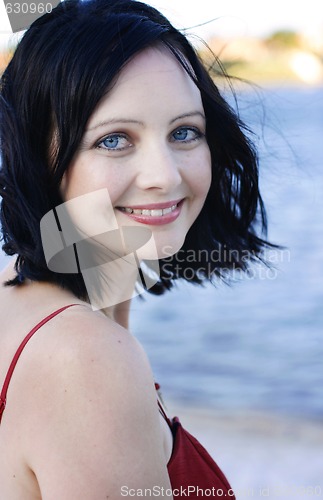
top-left (23, 304), bottom-right (155, 419)
top-left (47, 305), bottom-right (156, 412)
top-left (40, 304), bottom-right (150, 378)
top-left (8, 305), bottom-right (171, 499)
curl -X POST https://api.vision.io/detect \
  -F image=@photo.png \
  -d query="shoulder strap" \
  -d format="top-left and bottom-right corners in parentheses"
top-left (155, 382), bottom-right (172, 427)
top-left (0, 304), bottom-right (77, 422)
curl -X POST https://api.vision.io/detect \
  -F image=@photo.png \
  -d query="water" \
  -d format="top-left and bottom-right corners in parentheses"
top-left (1, 85), bottom-right (322, 421)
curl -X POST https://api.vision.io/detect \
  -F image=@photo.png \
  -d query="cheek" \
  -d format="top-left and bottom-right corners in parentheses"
top-left (60, 159), bottom-right (90, 202)
top-left (61, 158), bottom-right (127, 205)
top-left (189, 147), bottom-right (212, 199)
top-left (202, 152), bottom-right (212, 193)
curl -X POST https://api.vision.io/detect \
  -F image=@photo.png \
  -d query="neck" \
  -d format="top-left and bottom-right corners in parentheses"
top-left (84, 254), bottom-right (139, 329)
top-left (101, 299), bottom-right (132, 329)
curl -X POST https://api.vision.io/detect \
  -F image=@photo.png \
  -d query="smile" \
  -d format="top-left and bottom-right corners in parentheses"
top-left (119, 204), bottom-right (177, 217)
top-left (117, 199), bottom-right (184, 226)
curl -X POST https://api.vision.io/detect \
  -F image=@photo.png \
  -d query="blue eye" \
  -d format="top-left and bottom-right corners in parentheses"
top-left (96, 134), bottom-right (131, 151)
top-left (171, 127), bottom-right (202, 143)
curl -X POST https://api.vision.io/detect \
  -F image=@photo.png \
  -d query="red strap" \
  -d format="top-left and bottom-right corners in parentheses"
top-left (0, 304), bottom-right (77, 422)
top-left (155, 382), bottom-right (172, 428)
top-left (157, 399), bottom-right (170, 422)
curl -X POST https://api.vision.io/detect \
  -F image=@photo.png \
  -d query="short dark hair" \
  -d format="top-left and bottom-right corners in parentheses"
top-left (0, 0), bottom-right (273, 298)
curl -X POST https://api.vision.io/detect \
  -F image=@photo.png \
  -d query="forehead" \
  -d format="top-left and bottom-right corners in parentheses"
top-left (115, 46), bottom-right (196, 87)
top-left (87, 47), bottom-right (203, 126)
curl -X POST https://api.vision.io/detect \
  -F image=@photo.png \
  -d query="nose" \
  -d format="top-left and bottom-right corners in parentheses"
top-left (135, 141), bottom-right (182, 192)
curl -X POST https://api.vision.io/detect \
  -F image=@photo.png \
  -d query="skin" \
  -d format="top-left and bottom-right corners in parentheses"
top-left (0, 47), bottom-right (211, 499)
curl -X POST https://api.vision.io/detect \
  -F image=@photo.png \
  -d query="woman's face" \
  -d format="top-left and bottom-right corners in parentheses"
top-left (61, 47), bottom-right (211, 260)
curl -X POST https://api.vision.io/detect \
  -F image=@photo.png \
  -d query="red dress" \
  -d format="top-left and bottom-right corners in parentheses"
top-left (156, 389), bottom-right (235, 497)
top-left (0, 305), bottom-right (236, 498)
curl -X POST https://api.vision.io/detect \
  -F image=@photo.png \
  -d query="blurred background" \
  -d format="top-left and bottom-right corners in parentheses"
top-left (1, 0), bottom-right (323, 497)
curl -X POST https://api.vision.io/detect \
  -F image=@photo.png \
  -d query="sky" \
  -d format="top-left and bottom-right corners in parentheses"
top-left (0, 0), bottom-right (322, 48)
top-left (149, 0), bottom-right (322, 40)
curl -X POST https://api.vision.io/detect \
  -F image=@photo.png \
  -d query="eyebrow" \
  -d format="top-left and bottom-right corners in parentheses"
top-left (169, 111), bottom-right (205, 124)
top-left (87, 118), bottom-right (144, 132)
top-left (86, 111), bottom-right (206, 132)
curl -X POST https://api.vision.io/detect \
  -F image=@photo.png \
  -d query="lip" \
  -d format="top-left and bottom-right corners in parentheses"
top-left (116, 199), bottom-right (184, 226)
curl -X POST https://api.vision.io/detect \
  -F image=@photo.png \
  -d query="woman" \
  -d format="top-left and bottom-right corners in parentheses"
top-left (0, 0), bottom-right (270, 497)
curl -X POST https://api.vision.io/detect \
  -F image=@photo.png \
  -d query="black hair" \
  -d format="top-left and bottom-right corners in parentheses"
top-left (0, 0), bottom-right (273, 298)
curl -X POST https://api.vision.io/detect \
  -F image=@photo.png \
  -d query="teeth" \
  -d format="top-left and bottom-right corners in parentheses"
top-left (121, 203), bottom-right (178, 216)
